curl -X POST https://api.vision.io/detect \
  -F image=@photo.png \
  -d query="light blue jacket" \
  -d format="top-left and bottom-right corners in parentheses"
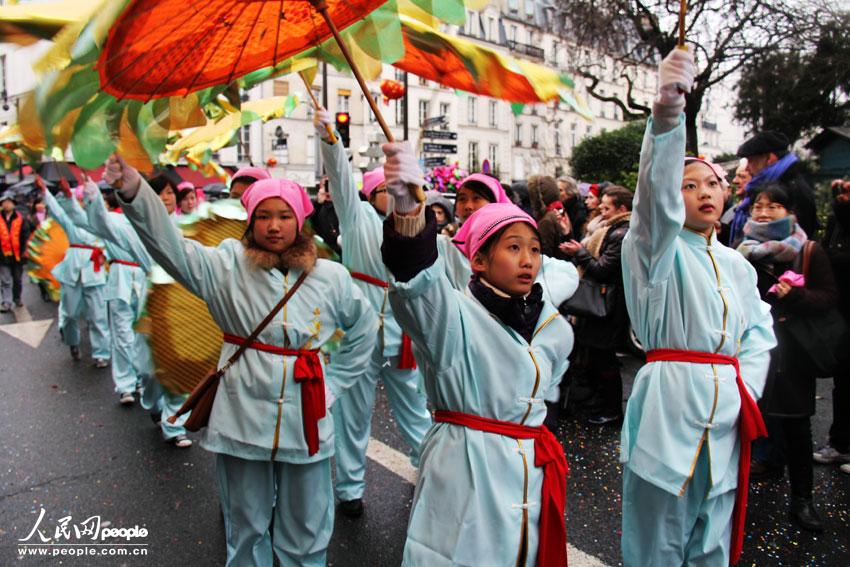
top-left (44, 190), bottom-right (108, 288)
top-left (390, 258), bottom-right (572, 566)
top-left (620, 116), bottom-right (776, 497)
top-left (121, 180), bottom-right (378, 463)
top-left (60, 190), bottom-right (151, 310)
top-left (321, 139), bottom-right (403, 358)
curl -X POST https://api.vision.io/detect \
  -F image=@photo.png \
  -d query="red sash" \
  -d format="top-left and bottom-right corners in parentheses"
top-left (434, 410), bottom-right (568, 567)
top-left (350, 270), bottom-right (417, 370)
top-left (645, 349), bottom-right (767, 565)
top-left (111, 259), bottom-right (141, 268)
top-left (223, 334), bottom-right (325, 456)
top-left (70, 244), bottom-right (105, 272)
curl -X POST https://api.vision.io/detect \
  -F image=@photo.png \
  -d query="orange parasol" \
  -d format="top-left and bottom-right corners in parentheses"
top-left (99, 0), bottom-right (424, 200)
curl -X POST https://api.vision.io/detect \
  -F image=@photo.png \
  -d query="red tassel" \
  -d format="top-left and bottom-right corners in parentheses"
top-left (397, 333), bottom-right (417, 370)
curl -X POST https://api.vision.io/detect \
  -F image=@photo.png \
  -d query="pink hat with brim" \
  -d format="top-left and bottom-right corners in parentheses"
top-left (451, 203), bottom-right (537, 261)
top-left (459, 173), bottom-right (511, 204)
top-left (361, 167), bottom-right (385, 198)
top-left (241, 178), bottom-right (314, 230)
top-left (232, 166), bottom-right (271, 186)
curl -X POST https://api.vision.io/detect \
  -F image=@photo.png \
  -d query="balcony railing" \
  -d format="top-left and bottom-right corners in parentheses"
top-left (506, 40), bottom-right (545, 60)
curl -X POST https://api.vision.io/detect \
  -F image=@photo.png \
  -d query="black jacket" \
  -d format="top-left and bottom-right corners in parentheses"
top-left (571, 216), bottom-right (630, 348)
top-left (824, 201), bottom-right (850, 320)
top-left (755, 242), bottom-right (839, 417)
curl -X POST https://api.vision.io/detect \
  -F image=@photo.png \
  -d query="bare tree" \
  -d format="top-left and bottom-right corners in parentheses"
top-left (553, 0), bottom-right (829, 153)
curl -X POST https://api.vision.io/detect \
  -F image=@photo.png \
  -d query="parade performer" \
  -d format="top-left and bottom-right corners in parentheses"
top-left (104, 154), bottom-right (376, 566)
top-left (380, 142), bottom-right (573, 567)
top-left (229, 166), bottom-right (271, 200)
top-left (65, 180), bottom-right (192, 446)
top-left (316, 109), bottom-right (432, 518)
top-left (42, 185), bottom-right (111, 370)
top-left (447, 172), bottom-right (579, 306)
top-left (619, 48), bottom-right (776, 565)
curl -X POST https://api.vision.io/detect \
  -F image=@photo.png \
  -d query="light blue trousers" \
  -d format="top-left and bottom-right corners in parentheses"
top-left (157, 390), bottom-right (189, 440)
top-left (108, 297), bottom-right (152, 394)
top-left (58, 282), bottom-right (111, 360)
top-left (216, 453), bottom-right (333, 567)
top-left (621, 446), bottom-right (735, 567)
top-left (332, 347), bottom-right (432, 501)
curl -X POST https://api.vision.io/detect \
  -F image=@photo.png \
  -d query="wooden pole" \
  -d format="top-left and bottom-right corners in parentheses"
top-left (678, 0), bottom-right (687, 48)
top-left (310, 0), bottom-right (425, 202)
top-left (299, 71), bottom-right (337, 145)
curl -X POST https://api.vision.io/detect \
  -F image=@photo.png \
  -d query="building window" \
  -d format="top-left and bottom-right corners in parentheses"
top-left (555, 129), bottom-right (562, 156)
top-left (237, 125), bottom-right (251, 161)
top-left (509, 25), bottom-right (517, 42)
top-left (531, 124), bottom-right (539, 146)
top-left (395, 100), bottom-right (404, 125)
top-left (418, 99), bottom-right (430, 126)
top-left (508, 0), bottom-right (519, 13)
top-left (468, 141), bottom-right (479, 172)
top-left (570, 122), bottom-right (577, 147)
top-left (464, 10), bottom-right (476, 35)
top-left (273, 80), bottom-right (289, 97)
top-left (307, 136), bottom-right (315, 165)
top-left (395, 69), bottom-right (405, 82)
top-left (488, 143), bottom-right (498, 170)
top-left (467, 97), bottom-right (477, 124)
top-left (419, 76), bottom-right (428, 86)
top-left (514, 122), bottom-right (522, 146)
top-left (368, 92), bottom-right (380, 122)
top-left (439, 102), bottom-right (450, 129)
top-left (337, 90), bottom-right (351, 113)
top-left (488, 17), bottom-right (496, 41)
top-left (488, 101), bottom-right (497, 128)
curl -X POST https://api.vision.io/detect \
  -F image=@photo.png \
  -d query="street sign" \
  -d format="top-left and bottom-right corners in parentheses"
top-left (423, 143), bottom-right (457, 154)
top-left (423, 156), bottom-right (446, 167)
top-left (422, 130), bottom-right (457, 140)
top-left (421, 115), bottom-right (447, 127)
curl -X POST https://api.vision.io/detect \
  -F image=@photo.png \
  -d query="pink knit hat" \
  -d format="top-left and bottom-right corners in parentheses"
top-left (361, 167), bottom-right (385, 198)
top-left (232, 166), bottom-right (271, 186)
top-left (459, 173), bottom-right (512, 204)
top-left (241, 178), bottom-right (314, 230)
top-left (176, 181), bottom-right (194, 191)
top-left (684, 156), bottom-right (729, 188)
top-left (451, 203), bottom-right (537, 260)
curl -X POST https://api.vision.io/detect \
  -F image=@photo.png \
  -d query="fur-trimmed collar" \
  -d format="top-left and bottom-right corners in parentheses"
top-left (241, 234), bottom-right (317, 274)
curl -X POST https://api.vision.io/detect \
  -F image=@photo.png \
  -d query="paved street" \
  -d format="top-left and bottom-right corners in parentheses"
top-left (1, 279), bottom-right (848, 566)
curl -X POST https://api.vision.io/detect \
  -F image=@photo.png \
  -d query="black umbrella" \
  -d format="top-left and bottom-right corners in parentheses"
top-left (36, 162), bottom-right (78, 187)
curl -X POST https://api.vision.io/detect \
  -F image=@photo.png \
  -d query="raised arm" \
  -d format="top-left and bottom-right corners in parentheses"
top-left (381, 142), bottom-right (464, 370)
top-left (623, 49), bottom-right (695, 285)
top-left (81, 182), bottom-right (152, 272)
top-left (42, 188), bottom-right (82, 241)
top-left (315, 108), bottom-right (363, 231)
top-left (104, 155), bottom-right (223, 301)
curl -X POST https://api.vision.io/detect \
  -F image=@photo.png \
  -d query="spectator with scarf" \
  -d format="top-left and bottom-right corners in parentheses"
top-left (737, 183), bottom-right (837, 532)
top-left (729, 131), bottom-right (817, 247)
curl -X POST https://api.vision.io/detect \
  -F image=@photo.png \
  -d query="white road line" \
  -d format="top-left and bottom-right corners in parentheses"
top-left (0, 318), bottom-right (53, 349)
top-left (365, 437), bottom-right (611, 567)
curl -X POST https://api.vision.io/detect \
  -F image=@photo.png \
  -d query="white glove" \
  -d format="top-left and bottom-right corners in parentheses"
top-left (82, 178), bottom-right (100, 201)
top-left (324, 383), bottom-right (337, 410)
top-left (313, 108), bottom-right (334, 142)
top-left (656, 48), bottom-right (695, 105)
top-left (381, 142), bottom-right (424, 214)
top-left (103, 154), bottom-right (141, 199)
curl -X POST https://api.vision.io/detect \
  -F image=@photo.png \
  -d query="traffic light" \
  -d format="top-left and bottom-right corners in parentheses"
top-left (335, 112), bottom-right (351, 147)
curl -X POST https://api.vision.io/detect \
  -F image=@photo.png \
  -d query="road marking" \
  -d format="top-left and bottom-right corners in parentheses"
top-left (0, 318), bottom-right (53, 349)
top-left (366, 437), bottom-right (610, 567)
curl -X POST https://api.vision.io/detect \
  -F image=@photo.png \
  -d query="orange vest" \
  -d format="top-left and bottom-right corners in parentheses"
top-left (0, 212), bottom-right (22, 261)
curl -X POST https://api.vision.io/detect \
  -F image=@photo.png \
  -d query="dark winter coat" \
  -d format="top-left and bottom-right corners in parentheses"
top-left (571, 216), bottom-right (630, 349)
top-left (777, 161), bottom-right (819, 239)
top-left (824, 200), bottom-right (850, 321)
top-left (754, 241), bottom-right (839, 417)
top-left (310, 200), bottom-right (341, 257)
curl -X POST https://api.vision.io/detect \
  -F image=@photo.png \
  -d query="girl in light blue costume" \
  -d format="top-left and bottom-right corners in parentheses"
top-left (380, 142), bottom-right (573, 567)
top-left (42, 185), bottom-right (111, 370)
top-left (619, 48), bottom-right (776, 566)
top-left (68, 179), bottom-right (191, 446)
top-left (103, 154), bottom-right (377, 566)
top-left (315, 109), bottom-right (432, 517)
